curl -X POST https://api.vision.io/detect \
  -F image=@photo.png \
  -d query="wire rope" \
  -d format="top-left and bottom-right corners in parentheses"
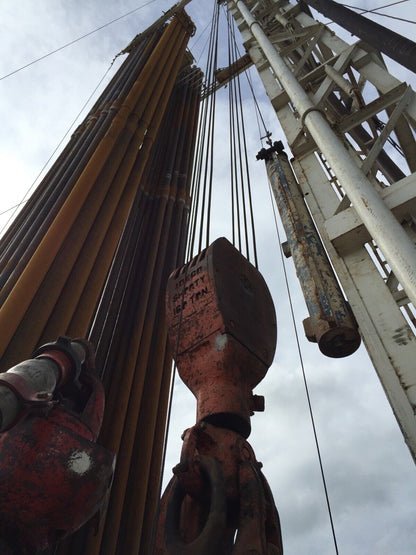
top-left (0, 0), bottom-right (158, 82)
top-left (342, 0), bottom-right (415, 23)
top-left (227, 13), bottom-right (237, 247)
top-left (191, 21), bottom-right (212, 64)
top-left (221, 6), bottom-right (340, 547)
top-left (232, 43), bottom-right (251, 260)
top-left (222, 10), bottom-right (270, 141)
top-left (187, 3), bottom-right (262, 266)
top-left (227, 9), bottom-right (241, 250)
top-left (202, 6), bottom-right (220, 250)
top-left (228, 11), bottom-right (259, 267)
top-left (344, 0), bottom-right (409, 12)
top-left (186, 1), bottom-right (220, 259)
top-left (186, 19), bottom-right (217, 259)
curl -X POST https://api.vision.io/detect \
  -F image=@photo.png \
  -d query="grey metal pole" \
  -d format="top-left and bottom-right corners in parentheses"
top-left (233, 0), bottom-right (416, 309)
top-left (301, 0), bottom-right (416, 73)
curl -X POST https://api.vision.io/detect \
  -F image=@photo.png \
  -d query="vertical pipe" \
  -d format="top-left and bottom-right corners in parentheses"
top-left (0, 33), bottom-right (158, 282)
top-left (41, 26), bottom-right (183, 341)
top-left (140, 346), bottom-right (174, 554)
top-left (79, 20), bottom-right (195, 555)
top-left (0, 17), bottom-right (180, 360)
top-left (65, 25), bottom-right (190, 337)
top-left (98, 151), bottom-right (176, 555)
top-left (117, 84), bottom-right (192, 554)
top-left (233, 0), bottom-right (416, 308)
top-left (89, 168), bottom-right (154, 376)
top-left (260, 143), bottom-right (361, 357)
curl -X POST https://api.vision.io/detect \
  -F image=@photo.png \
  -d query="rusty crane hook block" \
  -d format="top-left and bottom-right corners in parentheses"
top-left (156, 237), bottom-right (283, 554)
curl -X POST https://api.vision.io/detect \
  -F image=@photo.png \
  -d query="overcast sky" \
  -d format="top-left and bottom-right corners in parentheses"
top-left (1, 1), bottom-right (416, 554)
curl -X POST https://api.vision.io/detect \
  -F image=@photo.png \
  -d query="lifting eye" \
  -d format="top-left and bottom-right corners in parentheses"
top-left (164, 456), bottom-right (226, 555)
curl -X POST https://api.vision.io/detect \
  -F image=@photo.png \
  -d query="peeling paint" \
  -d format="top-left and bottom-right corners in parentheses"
top-left (68, 450), bottom-right (92, 475)
top-left (215, 334), bottom-right (228, 351)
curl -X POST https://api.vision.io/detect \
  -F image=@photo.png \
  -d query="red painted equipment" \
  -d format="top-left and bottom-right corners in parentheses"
top-left (157, 238), bottom-right (283, 553)
top-left (0, 337), bottom-right (115, 554)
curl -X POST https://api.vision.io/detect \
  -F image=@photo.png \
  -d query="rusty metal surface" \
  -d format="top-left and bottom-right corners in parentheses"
top-left (258, 142), bottom-right (361, 358)
top-left (214, 53), bottom-right (252, 84)
top-left (166, 237), bottom-right (276, 437)
top-left (0, 341), bottom-right (115, 554)
top-left (159, 238), bottom-right (282, 553)
top-left (157, 422), bottom-right (283, 554)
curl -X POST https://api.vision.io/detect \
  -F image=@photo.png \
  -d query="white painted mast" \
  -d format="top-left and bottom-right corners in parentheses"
top-left (228, 0), bottom-right (416, 461)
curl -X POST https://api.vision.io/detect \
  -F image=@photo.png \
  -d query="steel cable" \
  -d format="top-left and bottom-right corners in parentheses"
top-left (0, 0), bottom-right (158, 82)
top-left (267, 177), bottom-right (340, 554)
top-left (222, 6), bottom-right (339, 549)
top-left (187, 4), bottom-right (261, 266)
top-left (186, 1), bottom-right (221, 259)
top-left (226, 6), bottom-right (259, 267)
top-left (0, 62), bottom-right (114, 240)
top-left (200, 4), bottom-right (220, 251)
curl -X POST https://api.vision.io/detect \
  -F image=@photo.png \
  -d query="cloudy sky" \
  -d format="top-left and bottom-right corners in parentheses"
top-left (1, 1), bottom-right (416, 553)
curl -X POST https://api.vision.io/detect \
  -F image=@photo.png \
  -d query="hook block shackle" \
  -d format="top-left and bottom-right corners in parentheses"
top-left (166, 237), bottom-right (277, 438)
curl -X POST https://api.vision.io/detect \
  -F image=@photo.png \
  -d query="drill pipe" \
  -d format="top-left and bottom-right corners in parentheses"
top-left (89, 92), bottom-right (178, 379)
top-left (89, 157), bottom-right (156, 374)
top-left (65, 27), bottom-right (190, 337)
top-left (128, 68), bottom-right (201, 555)
top-left (0, 17), bottom-right (180, 363)
top-left (95, 75), bottom-right (192, 436)
top-left (140, 346), bottom-right (174, 552)
top-left (39, 27), bottom-right (186, 341)
top-left (263, 145), bottom-right (361, 357)
top-left (118, 84), bottom-right (198, 553)
top-left (0, 20), bottom-right (184, 368)
top-left (78, 32), bottom-right (196, 555)
top-left (98, 99), bottom-right (189, 555)
top-left (85, 76), bottom-right (199, 555)
top-left (0, 33), bottom-right (158, 285)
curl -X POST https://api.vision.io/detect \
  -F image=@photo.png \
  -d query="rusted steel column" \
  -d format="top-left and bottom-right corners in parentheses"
top-left (258, 141), bottom-right (361, 357)
top-left (0, 17), bottom-right (180, 362)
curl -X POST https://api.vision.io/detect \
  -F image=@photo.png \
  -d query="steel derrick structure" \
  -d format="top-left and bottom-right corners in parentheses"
top-left (0, 0), bottom-right (415, 552)
top-left (229, 0), bottom-right (416, 461)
